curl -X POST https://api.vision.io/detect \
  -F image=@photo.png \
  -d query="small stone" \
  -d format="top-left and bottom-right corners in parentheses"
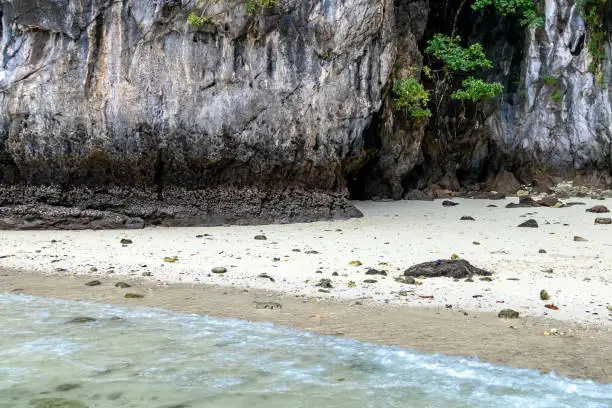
top-left (518, 219), bottom-right (538, 228)
top-left (607, 305), bottom-right (612, 312)
top-left (120, 239), bottom-right (132, 245)
top-left (254, 301), bottom-right (282, 309)
top-left (365, 268), bottom-right (387, 276)
top-left (464, 278), bottom-right (474, 282)
top-left (573, 235), bottom-right (588, 242)
top-left (316, 278), bottom-right (333, 289)
top-left (398, 290), bottom-right (409, 296)
top-left (305, 250), bottom-right (319, 254)
top-left (66, 317), bottom-right (96, 324)
top-left (332, 272), bottom-right (339, 276)
top-left (498, 309), bottom-right (519, 319)
top-left (89, 267), bottom-right (98, 272)
top-left (479, 276), bottom-right (493, 281)
top-left (363, 279), bottom-right (378, 283)
top-left (318, 289), bottom-right (330, 293)
top-left (254, 235), bottom-right (267, 240)
top-left (395, 276), bottom-right (416, 284)
top-left (55, 384), bottom-right (81, 392)
top-left (487, 204), bottom-right (497, 207)
top-left (460, 216), bottom-right (475, 221)
top-left (349, 260), bottom-right (362, 266)
top-left (258, 273), bottom-right (275, 282)
top-left (115, 282), bottom-right (131, 288)
top-left (211, 267), bottom-right (227, 274)
top-left (292, 248), bottom-right (301, 252)
top-left (540, 289), bottom-right (551, 300)
top-left (85, 280), bottom-right (101, 287)
top-left (124, 293), bottom-right (144, 299)
top-left (538, 249), bottom-right (547, 253)
top-left (141, 271), bottom-right (152, 277)
top-left (163, 256), bottom-right (179, 263)
top-left (472, 241), bottom-right (480, 245)
top-left (586, 205), bottom-right (609, 213)
top-left (595, 217), bottom-right (611, 224)
top-left (442, 200), bottom-right (459, 207)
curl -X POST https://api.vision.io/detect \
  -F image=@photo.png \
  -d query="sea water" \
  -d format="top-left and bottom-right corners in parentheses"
top-left (1, 293), bottom-right (611, 408)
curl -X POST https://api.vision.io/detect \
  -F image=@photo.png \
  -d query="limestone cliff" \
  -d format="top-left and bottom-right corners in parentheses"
top-left (0, 0), bottom-right (394, 227)
top-left (0, 0), bottom-right (610, 228)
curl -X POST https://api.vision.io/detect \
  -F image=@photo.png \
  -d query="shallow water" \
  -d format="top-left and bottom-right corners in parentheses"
top-left (1, 293), bottom-right (611, 408)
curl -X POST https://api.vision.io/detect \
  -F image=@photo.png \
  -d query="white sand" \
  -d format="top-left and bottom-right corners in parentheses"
top-left (1, 197), bottom-right (611, 326)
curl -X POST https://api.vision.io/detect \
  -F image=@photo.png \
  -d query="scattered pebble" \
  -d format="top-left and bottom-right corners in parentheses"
top-left (85, 280), bottom-right (101, 287)
top-left (518, 219), bottom-right (538, 228)
top-left (498, 309), bottom-right (519, 319)
top-left (595, 217), bottom-right (611, 224)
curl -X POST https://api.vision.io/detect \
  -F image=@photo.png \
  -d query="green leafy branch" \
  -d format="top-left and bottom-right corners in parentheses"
top-left (393, 77), bottom-right (432, 121)
top-left (472, 0), bottom-right (543, 27)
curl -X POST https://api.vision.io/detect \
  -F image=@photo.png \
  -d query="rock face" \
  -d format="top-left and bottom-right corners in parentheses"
top-left (0, 0), bottom-right (393, 226)
top-left (511, 0), bottom-right (612, 171)
top-left (0, 0), bottom-right (610, 228)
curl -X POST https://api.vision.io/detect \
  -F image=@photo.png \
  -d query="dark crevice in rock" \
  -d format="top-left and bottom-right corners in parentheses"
top-left (345, 109), bottom-right (383, 200)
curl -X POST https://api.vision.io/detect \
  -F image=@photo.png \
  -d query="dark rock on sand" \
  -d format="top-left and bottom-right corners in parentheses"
top-left (395, 276), bottom-right (416, 284)
top-left (115, 282), bottom-right (131, 288)
top-left (254, 235), bottom-right (268, 240)
top-left (85, 280), bottom-right (101, 287)
top-left (55, 384), bottom-right (81, 392)
top-left (404, 259), bottom-right (492, 279)
top-left (316, 279), bottom-right (333, 289)
top-left (587, 205), bottom-right (609, 213)
top-left (442, 200), bottom-right (459, 207)
top-left (254, 301), bottom-right (282, 310)
top-left (363, 279), bottom-right (378, 283)
top-left (574, 236), bottom-right (588, 242)
top-left (536, 196), bottom-right (562, 207)
top-left (120, 239), bottom-right (132, 245)
top-left (365, 269), bottom-right (387, 276)
top-left (66, 317), bottom-right (96, 324)
top-left (540, 289), bottom-right (551, 300)
top-left (124, 293), bottom-right (144, 299)
top-left (518, 219), bottom-right (538, 228)
top-left (539, 249), bottom-right (547, 253)
top-left (595, 217), bottom-right (612, 224)
top-left (211, 267), bottom-right (227, 274)
top-left (258, 273), bottom-right (275, 282)
top-left (460, 216), bottom-right (475, 221)
top-left (30, 398), bottom-right (88, 408)
top-left (498, 309), bottom-right (520, 319)
top-left (506, 196), bottom-right (538, 208)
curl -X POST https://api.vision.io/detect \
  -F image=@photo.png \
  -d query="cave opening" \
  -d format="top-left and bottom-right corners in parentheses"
top-left (345, 112), bottom-right (383, 200)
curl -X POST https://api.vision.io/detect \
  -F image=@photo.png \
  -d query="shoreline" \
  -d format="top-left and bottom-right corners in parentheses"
top-left (1, 268), bottom-right (611, 383)
top-left (1, 198), bottom-right (610, 325)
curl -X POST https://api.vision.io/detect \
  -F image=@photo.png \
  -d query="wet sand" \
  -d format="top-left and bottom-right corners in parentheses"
top-left (1, 268), bottom-right (611, 384)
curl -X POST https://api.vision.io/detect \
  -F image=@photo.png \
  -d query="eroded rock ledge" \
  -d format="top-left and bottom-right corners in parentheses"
top-left (0, 186), bottom-right (361, 229)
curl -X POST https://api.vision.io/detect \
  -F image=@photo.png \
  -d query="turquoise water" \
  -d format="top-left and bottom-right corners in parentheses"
top-left (1, 293), bottom-right (611, 408)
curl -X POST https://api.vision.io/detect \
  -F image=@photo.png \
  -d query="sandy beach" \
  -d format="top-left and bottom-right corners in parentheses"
top-left (1, 197), bottom-right (612, 382)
